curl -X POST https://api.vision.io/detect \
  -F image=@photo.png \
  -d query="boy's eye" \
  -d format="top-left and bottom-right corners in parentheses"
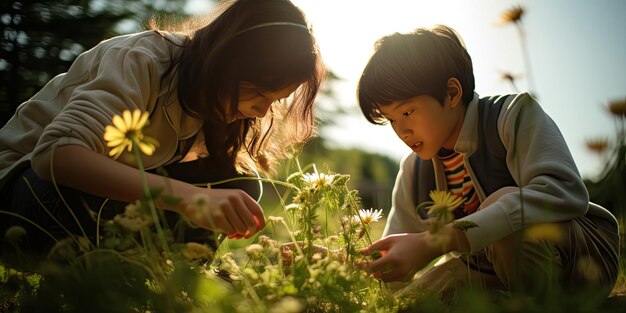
top-left (402, 109), bottom-right (414, 117)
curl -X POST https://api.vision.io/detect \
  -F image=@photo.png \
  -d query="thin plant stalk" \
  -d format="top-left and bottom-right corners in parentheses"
top-left (49, 149), bottom-right (91, 244)
top-left (131, 143), bottom-right (170, 256)
top-left (0, 210), bottom-right (58, 243)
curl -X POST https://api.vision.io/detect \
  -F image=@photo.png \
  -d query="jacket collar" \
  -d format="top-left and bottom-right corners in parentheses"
top-left (454, 92), bottom-right (480, 155)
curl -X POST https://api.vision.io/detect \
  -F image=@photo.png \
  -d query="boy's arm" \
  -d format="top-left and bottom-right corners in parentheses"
top-left (458, 92), bottom-right (589, 252)
top-left (382, 153), bottom-right (428, 237)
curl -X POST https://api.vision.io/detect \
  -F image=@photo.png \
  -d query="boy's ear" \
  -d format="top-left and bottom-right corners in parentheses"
top-left (447, 78), bottom-right (463, 109)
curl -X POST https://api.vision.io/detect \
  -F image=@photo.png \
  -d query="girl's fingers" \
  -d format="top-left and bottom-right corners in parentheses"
top-left (223, 205), bottom-right (249, 235)
top-left (230, 195), bottom-right (258, 234)
top-left (240, 193), bottom-right (266, 230)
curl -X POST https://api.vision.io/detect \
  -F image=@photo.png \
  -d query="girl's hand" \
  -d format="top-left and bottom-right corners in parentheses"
top-left (360, 232), bottom-right (441, 282)
top-left (179, 187), bottom-right (266, 238)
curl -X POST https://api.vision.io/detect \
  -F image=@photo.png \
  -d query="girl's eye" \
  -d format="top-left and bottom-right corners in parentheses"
top-left (402, 109), bottom-right (414, 117)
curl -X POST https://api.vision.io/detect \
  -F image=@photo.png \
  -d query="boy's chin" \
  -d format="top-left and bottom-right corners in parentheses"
top-left (412, 150), bottom-right (436, 160)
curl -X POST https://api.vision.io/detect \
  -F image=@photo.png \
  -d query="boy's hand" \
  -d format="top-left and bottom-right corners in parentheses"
top-left (360, 232), bottom-right (441, 282)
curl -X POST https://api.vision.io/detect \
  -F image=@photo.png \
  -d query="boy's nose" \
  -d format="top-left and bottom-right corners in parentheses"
top-left (398, 124), bottom-right (412, 139)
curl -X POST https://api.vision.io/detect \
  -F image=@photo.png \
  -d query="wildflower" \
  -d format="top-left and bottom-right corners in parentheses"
top-left (220, 252), bottom-right (241, 273)
top-left (186, 193), bottom-right (216, 222)
top-left (4, 225), bottom-right (26, 244)
top-left (284, 204), bottom-right (300, 212)
top-left (181, 242), bottom-right (214, 261)
top-left (113, 201), bottom-right (153, 232)
top-left (292, 188), bottom-right (313, 204)
top-left (324, 235), bottom-right (339, 243)
top-left (607, 99), bottom-right (626, 117)
top-left (524, 223), bottom-right (564, 243)
top-left (103, 109), bottom-right (158, 159)
top-left (243, 267), bottom-right (260, 281)
top-left (267, 215), bottom-right (285, 223)
top-left (47, 237), bottom-right (89, 260)
top-left (585, 138), bottom-right (609, 154)
top-left (498, 5), bottom-right (524, 25)
top-left (425, 190), bottom-right (464, 222)
top-left (301, 172), bottom-right (335, 189)
top-left (353, 208), bottom-right (383, 224)
top-left (245, 244), bottom-right (265, 257)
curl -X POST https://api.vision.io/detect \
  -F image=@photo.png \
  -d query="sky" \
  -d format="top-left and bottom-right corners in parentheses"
top-left (185, 0), bottom-right (626, 179)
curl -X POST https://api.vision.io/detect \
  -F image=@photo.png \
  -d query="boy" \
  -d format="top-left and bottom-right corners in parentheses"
top-left (357, 25), bottom-right (619, 296)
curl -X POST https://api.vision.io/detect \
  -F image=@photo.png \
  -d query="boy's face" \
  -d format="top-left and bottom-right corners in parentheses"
top-left (380, 92), bottom-right (464, 160)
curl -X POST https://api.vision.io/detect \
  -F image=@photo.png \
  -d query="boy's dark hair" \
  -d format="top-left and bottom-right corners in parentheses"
top-left (358, 25), bottom-right (474, 125)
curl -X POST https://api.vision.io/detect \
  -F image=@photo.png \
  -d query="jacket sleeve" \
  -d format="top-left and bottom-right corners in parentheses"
top-left (459, 92), bottom-right (589, 252)
top-left (30, 35), bottom-right (166, 171)
top-left (382, 152), bottom-right (429, 237)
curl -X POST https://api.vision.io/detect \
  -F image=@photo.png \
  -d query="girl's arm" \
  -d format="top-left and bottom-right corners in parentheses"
top-left (33, 144), bottom-right (265, 236)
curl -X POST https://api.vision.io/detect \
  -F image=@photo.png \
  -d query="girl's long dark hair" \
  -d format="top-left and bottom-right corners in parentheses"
top-left (153, 0), bottom-right (323, 177)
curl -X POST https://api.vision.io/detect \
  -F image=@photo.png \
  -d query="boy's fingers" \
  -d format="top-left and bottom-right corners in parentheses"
top-left (363, 237), bottom-right (391, 255)
top-left (365, 255), bottom-right (392, 274)
top-left (377, 270), bottom-right (404, 282)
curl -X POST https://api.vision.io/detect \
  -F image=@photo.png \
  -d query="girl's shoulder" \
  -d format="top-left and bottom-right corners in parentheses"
top-left (93, 31), bottom-right (185, 60)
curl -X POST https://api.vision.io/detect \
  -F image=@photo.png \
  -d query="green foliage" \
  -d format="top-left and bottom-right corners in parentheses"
top-left (282, 137), bottom-right (399, 213)
top-left (0, 0), bottom-right (188, 124)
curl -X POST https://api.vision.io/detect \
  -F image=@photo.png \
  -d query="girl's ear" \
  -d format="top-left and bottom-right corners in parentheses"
top-left (447, 77), bottom-right (463, 108)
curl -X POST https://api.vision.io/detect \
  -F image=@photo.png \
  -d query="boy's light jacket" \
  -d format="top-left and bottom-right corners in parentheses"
top-left (383, 92), bottom-right (618, 252)
top-left (0, 31), bottom-right (201, 190)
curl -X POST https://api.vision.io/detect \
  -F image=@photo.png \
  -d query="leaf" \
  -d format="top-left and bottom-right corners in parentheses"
top-left (452, 220), bottom-right (479, 232)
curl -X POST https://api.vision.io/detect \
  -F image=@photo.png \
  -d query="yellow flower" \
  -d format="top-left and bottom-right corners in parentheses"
top-left (353, 208), bottom-right (383, 224)
top-left (498, 5), bottom-right (525, 25)
top-left (103, 109), bottom-right (158, 159)
top-left (181, 242), bottom-right (214, 261)
top-left (426, 190), bottom-right (464, 215)
top-left (423, 190), bottom-right (464, 227)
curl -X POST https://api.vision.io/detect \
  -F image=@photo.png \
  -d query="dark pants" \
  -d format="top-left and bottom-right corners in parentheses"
top-left (0, 158), bottom-right (261, 255)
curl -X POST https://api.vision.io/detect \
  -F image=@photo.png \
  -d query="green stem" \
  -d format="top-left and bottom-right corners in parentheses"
top-left (132, 143), bottom-right (170, 256)
top-left (277, 219), bottom-right (309, 267)
top-left (95, 199), bottom-right (109, 247)
top-left (203, 176), bottom-right (300, 192)
top-left (0, 210), bottom-right (58, 243)
top-left (49, 148), bottom-right (91, 245)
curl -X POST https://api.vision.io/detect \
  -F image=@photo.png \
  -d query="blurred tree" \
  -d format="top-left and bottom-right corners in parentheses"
top-left (0, 0), bottom-right (188, 125)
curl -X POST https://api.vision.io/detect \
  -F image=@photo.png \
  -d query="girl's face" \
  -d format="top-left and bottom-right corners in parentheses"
top-left (379, 93), bottom-right (464, 160)
top-left (225, 82), bottom-right (300, 123)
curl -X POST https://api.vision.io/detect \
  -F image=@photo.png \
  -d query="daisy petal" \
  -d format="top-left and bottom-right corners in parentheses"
top-left (112, 115), bottom-right (127, 133)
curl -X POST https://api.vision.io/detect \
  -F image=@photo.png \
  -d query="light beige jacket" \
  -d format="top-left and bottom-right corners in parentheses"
top-left (0, 31), bottom-right (202, 190)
